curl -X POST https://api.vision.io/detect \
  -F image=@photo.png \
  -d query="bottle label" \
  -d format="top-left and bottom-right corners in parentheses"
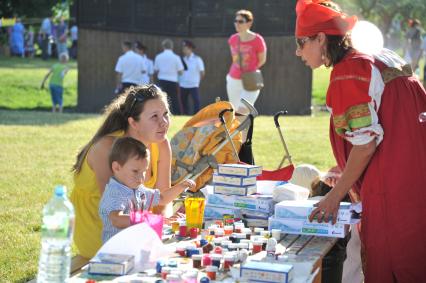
top-left (41, 212), bottom-right (70, 238)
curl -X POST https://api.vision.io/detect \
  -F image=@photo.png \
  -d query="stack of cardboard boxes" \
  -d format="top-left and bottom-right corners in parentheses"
top-left (204, 164), bottom-right (274, 227)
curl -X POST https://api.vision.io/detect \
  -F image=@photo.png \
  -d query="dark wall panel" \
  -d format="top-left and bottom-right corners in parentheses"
top-left (78, 0), bottom-right (107, 27)
top-left (78, 0), bottom-right (296, 37)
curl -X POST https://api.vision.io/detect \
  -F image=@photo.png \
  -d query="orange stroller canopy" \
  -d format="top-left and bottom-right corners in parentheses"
top-left (171, 101), bottom-right (243, 191)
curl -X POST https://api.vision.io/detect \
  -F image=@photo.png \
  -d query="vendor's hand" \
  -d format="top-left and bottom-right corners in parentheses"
top-left (309, 190), bottom-right (342, 224)
top-left (181, 179), bottom-right (197, 192)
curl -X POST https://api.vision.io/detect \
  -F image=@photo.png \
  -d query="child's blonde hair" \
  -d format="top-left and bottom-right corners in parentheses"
top-left (59, 52), bottom-right (69, 62)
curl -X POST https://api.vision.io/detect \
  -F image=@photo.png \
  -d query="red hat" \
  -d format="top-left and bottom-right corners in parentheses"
top-left (295, 0), bottom-right (357, 37)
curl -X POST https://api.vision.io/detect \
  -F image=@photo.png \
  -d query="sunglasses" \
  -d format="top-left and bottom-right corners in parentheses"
top-left (127, 84), bottom-right (160, 118)
top-left (234, 19), bottom-right (247, 24)
top-left (296, 35), bottom-right (317, 50)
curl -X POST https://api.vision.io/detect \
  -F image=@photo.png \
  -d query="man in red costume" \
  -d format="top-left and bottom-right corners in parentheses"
top-left (294, 1), bottom-right (426, 282)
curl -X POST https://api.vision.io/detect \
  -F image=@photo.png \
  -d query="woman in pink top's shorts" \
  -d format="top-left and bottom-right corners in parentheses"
top-left (226, 9), bottom-right (267, 115)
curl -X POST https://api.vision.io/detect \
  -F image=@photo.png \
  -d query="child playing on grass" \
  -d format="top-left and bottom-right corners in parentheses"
top-left (41, 52), bottom-right (69, 113)
top-left (99, 137), bottom-right (196, 243)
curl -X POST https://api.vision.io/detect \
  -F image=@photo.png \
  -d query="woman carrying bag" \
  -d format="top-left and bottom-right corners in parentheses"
top-left (226, 10), bottom-right (267, 115)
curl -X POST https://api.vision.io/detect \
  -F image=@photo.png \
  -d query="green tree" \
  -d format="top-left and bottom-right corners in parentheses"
top-left (0, 0), bottom-right (57, 18)
top-left (340, 0), bottom-right (426, 34)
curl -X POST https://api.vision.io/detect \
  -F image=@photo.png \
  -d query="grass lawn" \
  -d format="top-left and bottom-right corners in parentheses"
top-left (0, 56), bottom-right (336, 282)
top-left (312, 66), bottom-right (331, 106)
top-left (0, 56), bottom-right (78, 110)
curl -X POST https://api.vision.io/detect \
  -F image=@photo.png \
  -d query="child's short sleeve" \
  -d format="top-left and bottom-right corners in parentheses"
top-left (115, 57), bottom-right (123, 73)
top-left (99, 186), bottom-right (128, 217)
top-left (228, 34), bottom-right (238, 46)
top-left (255, 34), bottom-right (267, 53)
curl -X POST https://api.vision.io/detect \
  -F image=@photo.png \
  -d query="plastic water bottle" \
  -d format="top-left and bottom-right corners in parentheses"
top-left (37, 185), bottom-right (75, 283)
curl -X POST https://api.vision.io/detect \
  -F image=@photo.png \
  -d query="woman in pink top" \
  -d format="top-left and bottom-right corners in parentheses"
top-left (226, 10), bottom-right (267, 115)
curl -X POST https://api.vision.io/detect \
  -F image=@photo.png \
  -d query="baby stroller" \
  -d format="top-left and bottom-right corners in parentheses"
top-left (257, 110), bottom-right (295, 181)
top-left (171, 99), bottom-right (258, 194)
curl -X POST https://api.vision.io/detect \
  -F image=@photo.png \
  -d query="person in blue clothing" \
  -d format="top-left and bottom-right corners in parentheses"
top-left (9, 18), bottom-right (25, 57)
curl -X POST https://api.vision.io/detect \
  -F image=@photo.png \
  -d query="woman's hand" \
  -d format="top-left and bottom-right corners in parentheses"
top-left (309, 189), bottom-right (343, 224)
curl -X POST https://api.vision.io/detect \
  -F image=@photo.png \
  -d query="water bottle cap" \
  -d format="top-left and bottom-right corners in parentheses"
top-left (54, 185), bottom-right (66, 197)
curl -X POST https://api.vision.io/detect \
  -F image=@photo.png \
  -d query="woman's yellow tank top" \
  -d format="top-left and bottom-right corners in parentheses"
top-left (70, 131), bottom-right (159, 258)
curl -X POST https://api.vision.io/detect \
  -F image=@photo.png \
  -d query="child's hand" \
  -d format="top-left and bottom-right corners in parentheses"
top-left (181, 179), bottom-right (197, 192)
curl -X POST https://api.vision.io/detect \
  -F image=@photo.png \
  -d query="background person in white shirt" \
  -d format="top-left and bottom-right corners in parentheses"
top-left (115, 41), bottom-right (146, 94)
top-left (134, 41), bottom-right (154, 85)
top-left (179, 40), bottom-right (205, 115)
top-left (154, 39), bottom-right (184, 115)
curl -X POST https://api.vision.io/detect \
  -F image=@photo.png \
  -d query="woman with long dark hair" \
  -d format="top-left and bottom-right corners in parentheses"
top-left (71, 85), bottom-right (173, 258)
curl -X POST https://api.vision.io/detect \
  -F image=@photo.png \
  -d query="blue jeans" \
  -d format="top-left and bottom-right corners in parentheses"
top-left (49, 84), bottom-right (63, 106)
top-left (180, 87), bottom-right (200, 115)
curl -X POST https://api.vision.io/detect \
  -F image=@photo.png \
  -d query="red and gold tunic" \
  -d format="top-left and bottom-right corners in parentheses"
top-left (326, 49), bottom-right (426, 282)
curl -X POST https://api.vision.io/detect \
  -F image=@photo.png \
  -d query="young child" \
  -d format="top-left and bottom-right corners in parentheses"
top-left (99, 137), bottom-right (196, 243)
top-left (41, 52), bottom-right (69, 113)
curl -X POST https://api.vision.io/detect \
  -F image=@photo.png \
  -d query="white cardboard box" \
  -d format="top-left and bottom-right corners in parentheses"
top-left (89, 253), bottom-right (135, 275)
top-left (241, 261), bottom-right (293, 283)
top-left (268, 217), bottom-right (348, 238)
top-left (217, 163), bottom-right (263, 177)
top-left (204, 204), bottom-right (241, 219)
top-left (204, 204), bottom-right (271, 220)
top-left (213, 184), bottom-right (257, 196)
top-left (207, 193), bottom-right (274, 213)
top-left (274, 199), bottom-right (352, 224)
top-left (213, 174), bottom-right (257, 186)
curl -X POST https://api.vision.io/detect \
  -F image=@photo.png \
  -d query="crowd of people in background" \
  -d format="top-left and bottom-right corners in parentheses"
top-left (4, 15), bottom-right (78, 60)
top-left (110, 16), bottom-right (426, 117)
top-left (38, 15), bottom-right (78, 60)
top-left (114, 38), bottom-right (205, 116)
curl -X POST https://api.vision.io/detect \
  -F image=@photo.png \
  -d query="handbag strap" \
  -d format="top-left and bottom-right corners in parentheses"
top-left (237, 35), bottom-right (245, 73)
